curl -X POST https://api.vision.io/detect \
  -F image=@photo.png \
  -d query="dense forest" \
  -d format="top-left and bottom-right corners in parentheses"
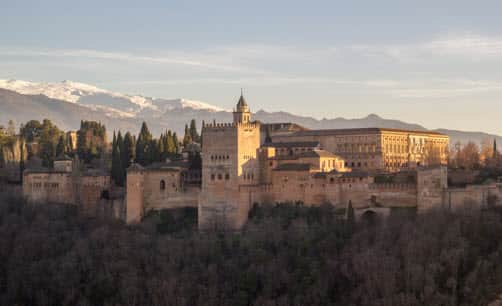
top-left (1, 193), bottom-right (502, 306)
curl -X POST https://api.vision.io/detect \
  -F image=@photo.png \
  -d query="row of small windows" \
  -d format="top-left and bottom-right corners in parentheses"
top-left (211, 173), bottom-right (230, 181)
top-left (321, 160), bottom-right (344, 169)
top-left (277, 147), bottom-right (313, 155)
top-left (159, 180), bottom-right (177, 191)
top-left (281, 177), bottom-right (364, 187)
top-left (345, 161), bottom-right (375, 168)
top-left (336, 144), bottom-right (377, 153)
top-left (335, 136), bottom-right (376, 142)
top-left (344, 155), bottom-right (376, 159)
top-left (210, 155), bottom-right (230, 161)
top-left (385, 162), bottom-right (415, 168)
top-left (243, 172), bottom-right (254, 180)
top-left (385, 145), bottom-right (446, 155)
top-left (31, 182), bottom-right (60, 189)
top-left (386, 144), bottom-right (408, 154)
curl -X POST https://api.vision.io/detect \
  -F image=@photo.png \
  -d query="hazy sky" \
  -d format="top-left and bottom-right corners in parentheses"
top-left (1, 0), bottom-right (502, 134)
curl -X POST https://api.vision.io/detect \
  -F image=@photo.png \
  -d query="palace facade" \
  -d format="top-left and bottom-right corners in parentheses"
top-left (272, 128), bottom-right (449, 172)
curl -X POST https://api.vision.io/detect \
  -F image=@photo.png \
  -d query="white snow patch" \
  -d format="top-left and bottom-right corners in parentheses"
top-left (0, 79), bottom-right (228, 114)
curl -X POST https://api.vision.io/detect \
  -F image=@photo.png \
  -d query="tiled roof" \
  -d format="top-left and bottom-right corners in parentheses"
top-left (338, 170), bottom-right (370, 178)
top-left (273, 163), bottom-right (315, 171)
top-left (260, 122), bottom-right (308, 132)
top-left (144, 160), bottom-right (190, 170)
top-left (262, 141), bottom-right (320, 148)
top-left (297, 149), bottom-right (338, 158)
top-left (285, 128), bottom-right (447, 137)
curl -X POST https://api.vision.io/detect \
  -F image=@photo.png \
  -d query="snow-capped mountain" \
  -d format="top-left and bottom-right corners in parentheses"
top-left (0, 79), bottom-right (227, 118)
top-left (1, 78), bottom-right (500, 145)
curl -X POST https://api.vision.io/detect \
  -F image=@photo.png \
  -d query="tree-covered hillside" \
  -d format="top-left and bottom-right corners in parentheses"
top-left (1, 195), bottom-right (502, 306)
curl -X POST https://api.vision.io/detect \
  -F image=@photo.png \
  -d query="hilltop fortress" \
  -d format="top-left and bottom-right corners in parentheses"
top-left (124, 94), bottom-right (468, 229)
top-left (19, 94), bottom-right (502, 229)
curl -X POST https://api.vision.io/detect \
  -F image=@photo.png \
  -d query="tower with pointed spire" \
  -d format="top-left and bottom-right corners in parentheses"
top-left (199, 90), bottom-right (261, 230)
top-left (233, 89), bottom-right (251, 124)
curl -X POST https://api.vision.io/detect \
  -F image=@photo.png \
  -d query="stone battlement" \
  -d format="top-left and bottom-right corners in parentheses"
top-left (203, 122), bottom-right (260, 130)
top-left (369, 183), bottom-right (416, 191)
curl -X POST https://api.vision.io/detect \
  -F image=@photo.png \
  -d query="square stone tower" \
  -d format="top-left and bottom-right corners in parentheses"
top-left (199, 93), bottom-right (261, 230)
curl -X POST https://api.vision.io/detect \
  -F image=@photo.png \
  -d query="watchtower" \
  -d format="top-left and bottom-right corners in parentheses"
top-left (199, 92), bottom-right (260, 229)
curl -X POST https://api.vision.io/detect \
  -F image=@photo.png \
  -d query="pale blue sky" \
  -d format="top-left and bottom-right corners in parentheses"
top-left (2, 0), bottom-right (502, 133)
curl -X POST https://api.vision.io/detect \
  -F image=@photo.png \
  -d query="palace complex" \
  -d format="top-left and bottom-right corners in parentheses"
top-left (18, 94), bottom-right (502, 229)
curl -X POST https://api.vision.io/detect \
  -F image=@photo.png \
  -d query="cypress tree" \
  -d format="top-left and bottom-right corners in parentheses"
top-left (116, 131), bottom-right (126, 182)
top-left (183, 124), bottom-right (192, 146)
top-left (56, 135), bottom-right (66, 157)
top-left (162, 130), bottom-right (172, 160)
top-left (189, 119), bottom-right (199, 143)
top-left (117, 131), bottom-right (124, 158)
top-left (173, 132), bottom-right (179, 154)
top-left (150, 139), bottom-right (160, 163)
top-left (157, 137), bottom-right (165, 162)
top-left (122, 132), bottom-right (135, 168)
top-left (111, 135), bottom-right (124, 186)
top-left (167, 130), bottom-right (175, 155)
top-left (135, 122), bottom-right (153, 166)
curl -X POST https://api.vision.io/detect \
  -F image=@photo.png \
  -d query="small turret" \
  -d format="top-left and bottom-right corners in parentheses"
top-left (233, 89), bottom-right (251, 124)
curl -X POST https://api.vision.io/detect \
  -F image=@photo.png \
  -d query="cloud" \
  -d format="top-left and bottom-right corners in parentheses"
top-left (3, 33), bottom-right (502, 100)
top-left (116, 76), bottom-right (502, 100)
top-left (423, 35), bottom-right (502, 57)
top-left (387, 79), bottom-right (502, 99)
top-left (0, 48), bottom-right (266, 73)
top-left (114, 76), bottom-right (401, 87)
top-left (345, 33), bottom-right (502, 62)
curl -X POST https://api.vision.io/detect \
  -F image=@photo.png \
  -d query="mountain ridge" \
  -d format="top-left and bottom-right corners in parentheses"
top-left (0, 79), bottom-right (500, 146)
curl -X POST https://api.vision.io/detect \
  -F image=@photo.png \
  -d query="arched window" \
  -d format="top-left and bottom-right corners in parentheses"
top-left (217, 174), bottom-right (222, 180)
top-left (160, 180), bottom-right (166, 190)
top-left (225, 173), bottom-right (230, 180)
top-left (100, 190), bottom-right (110, 199)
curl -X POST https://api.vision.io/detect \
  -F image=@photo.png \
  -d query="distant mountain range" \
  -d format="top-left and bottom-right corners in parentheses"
top-left (0, 79), bottom-right (500, 146)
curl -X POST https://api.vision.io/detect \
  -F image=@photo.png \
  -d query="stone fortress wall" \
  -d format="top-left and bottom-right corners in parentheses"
top-left (126, 162), bottom-right (200, 224)
top-left (22, 156), bottom-right (117, 218)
